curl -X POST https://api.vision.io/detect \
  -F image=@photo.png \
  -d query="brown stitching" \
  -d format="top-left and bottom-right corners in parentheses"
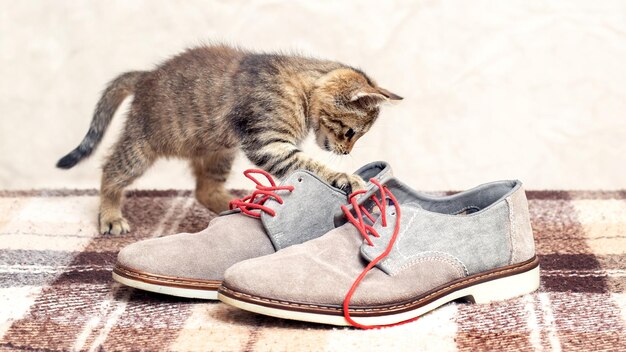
top-left (221, 257), bottom-right (538, 314)
top-left (114, 265), bottom-right (221, 289)
top-left (392, 254), bottom-right (467, 277)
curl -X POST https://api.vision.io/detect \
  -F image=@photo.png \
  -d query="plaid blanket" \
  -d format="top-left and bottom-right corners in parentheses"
top-left (0, 189), bottom-right (624, 351)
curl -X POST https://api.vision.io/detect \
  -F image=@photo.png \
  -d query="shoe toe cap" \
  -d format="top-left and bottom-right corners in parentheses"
top-left (116, 234), bottom-right (190, 276)
top-left (115, 214), bottom-right (276, 281)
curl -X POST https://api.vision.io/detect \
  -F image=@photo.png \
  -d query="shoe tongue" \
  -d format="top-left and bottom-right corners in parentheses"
top-left (260, 161), bottom-right (393, 251)
top-left (332, 174), bottom-right (418, 227)
top-left (350, 176), bottom-right (424, 275)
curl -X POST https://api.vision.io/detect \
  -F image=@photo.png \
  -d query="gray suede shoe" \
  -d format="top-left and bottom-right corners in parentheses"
top-left (112, 161), bottom-right (392, 299)
top-left (219, 177), bottom-right (539, 328)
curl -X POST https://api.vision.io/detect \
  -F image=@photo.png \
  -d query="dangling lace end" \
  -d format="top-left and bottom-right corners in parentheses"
top-left (341, 179), bottom-right (411, 329)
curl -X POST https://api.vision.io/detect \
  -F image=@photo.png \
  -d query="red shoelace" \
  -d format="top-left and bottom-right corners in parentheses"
top-left (341, 179), bottom-right (418, 329)
top-left (228, 169), bottom-right (294, 217)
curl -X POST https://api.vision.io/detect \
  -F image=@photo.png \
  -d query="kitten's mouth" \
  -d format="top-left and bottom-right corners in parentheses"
top-left (323, 138), bottom-right (332, 152)
top-left (331, 148), bottom-right (349, 155)
top-left (321, 137), bottom-right (347, 154)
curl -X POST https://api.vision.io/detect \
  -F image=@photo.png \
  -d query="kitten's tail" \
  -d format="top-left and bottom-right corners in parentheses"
top-left (56, 71), bottom-right (145, 169)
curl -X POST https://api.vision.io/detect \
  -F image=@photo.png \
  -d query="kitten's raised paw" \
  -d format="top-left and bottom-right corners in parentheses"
top-left (99, 215), bottom-right (131, 235)
top-left (331, 173), bottom-right (366, 195)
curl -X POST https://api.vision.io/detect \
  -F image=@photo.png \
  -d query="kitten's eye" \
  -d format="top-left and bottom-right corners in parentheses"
top-left (345, 128), bottom-right (355, 139)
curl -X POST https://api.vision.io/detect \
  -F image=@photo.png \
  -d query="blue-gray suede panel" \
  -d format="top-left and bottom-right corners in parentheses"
top-left (261, 170), bottom-right (348, 250)
top-left (261, 162), bottom-right (392, 251)
top-left (361, 201), bottom-right (512, 276)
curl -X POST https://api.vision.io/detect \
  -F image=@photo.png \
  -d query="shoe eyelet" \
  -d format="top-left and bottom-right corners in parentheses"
top-left (297, 177), bottom-right (303, 183)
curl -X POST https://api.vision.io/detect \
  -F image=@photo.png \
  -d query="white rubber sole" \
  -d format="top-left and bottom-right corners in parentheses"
top-left (112, 272), bottom-right (218, 300)
top-left (219, 265), bottom-right (540, 327)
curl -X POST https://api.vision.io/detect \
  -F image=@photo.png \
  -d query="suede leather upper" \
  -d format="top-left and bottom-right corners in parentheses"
top-left (117, 213), bottom-right (274, 280)
top-left (261, 161), bottom-right (393, 250)
top-left (116, 161), bottom-right (393, 282)
top-left (223, 177), bottom-right (537, 307)
top-left (260, 170), bottom-right (349, 250)
top-left (363, 201), bottom-right (511, 275)
top-left (223, 223), bottom-right (466, 306)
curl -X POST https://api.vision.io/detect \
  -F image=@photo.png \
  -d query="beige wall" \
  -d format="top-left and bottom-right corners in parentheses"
top-left (1, 0), bottom-right (625, 191)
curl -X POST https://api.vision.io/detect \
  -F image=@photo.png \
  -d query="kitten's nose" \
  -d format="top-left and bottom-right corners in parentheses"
top-left (342, 151), bottom-right (349, 155)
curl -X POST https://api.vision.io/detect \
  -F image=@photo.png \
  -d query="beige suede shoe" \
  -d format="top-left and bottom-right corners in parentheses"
top-left (218, 177), bottom-right (539, 328)
top-left (112, 162), bottom-right (392, 299)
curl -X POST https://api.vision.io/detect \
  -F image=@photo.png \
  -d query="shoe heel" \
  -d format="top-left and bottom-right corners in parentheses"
top-left (466, 265), bottom-right (540, 304)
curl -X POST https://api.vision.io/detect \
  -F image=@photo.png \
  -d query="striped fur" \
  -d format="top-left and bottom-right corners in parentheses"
top-left (55, 44), bottom-right (401, 235)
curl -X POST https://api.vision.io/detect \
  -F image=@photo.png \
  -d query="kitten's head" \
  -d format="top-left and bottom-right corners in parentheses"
top-left (309, 68), bottom-right (402, 155)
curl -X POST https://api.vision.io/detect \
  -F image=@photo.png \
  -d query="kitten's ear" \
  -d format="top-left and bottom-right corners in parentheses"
top-left (376, 87), bottom-right (403, 101)
top-left (349, 88), bottom-right (403, 109)
top-left (349, 91), bottom-right (387, 107)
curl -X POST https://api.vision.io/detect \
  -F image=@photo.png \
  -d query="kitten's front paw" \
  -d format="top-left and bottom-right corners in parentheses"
top-left (99, 214), bottom-right (131, 235)
top-left (331, 173), bottom-right (366, 195)
top-left (196, 190), bottom-right (232, 214)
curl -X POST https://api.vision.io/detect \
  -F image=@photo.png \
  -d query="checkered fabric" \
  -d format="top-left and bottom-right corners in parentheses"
top-left (0, 189), bottom-right (624, 351)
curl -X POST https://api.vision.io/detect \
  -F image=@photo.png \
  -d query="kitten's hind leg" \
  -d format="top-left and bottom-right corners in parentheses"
top-left (100, 139), bottom-right (154, 235)
top-left (192, 149), bottom-right (236, 214)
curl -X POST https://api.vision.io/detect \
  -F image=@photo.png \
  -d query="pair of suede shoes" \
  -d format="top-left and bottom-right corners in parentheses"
top-left (113, 161), bottom-right (539, 329)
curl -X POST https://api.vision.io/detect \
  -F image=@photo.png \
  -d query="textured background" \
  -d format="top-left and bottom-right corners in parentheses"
top-left (2, 0), bottom-right (625, 191)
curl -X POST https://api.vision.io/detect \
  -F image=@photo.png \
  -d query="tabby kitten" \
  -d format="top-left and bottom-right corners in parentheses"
top-left (57, 44), bottom-right (402, 235)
